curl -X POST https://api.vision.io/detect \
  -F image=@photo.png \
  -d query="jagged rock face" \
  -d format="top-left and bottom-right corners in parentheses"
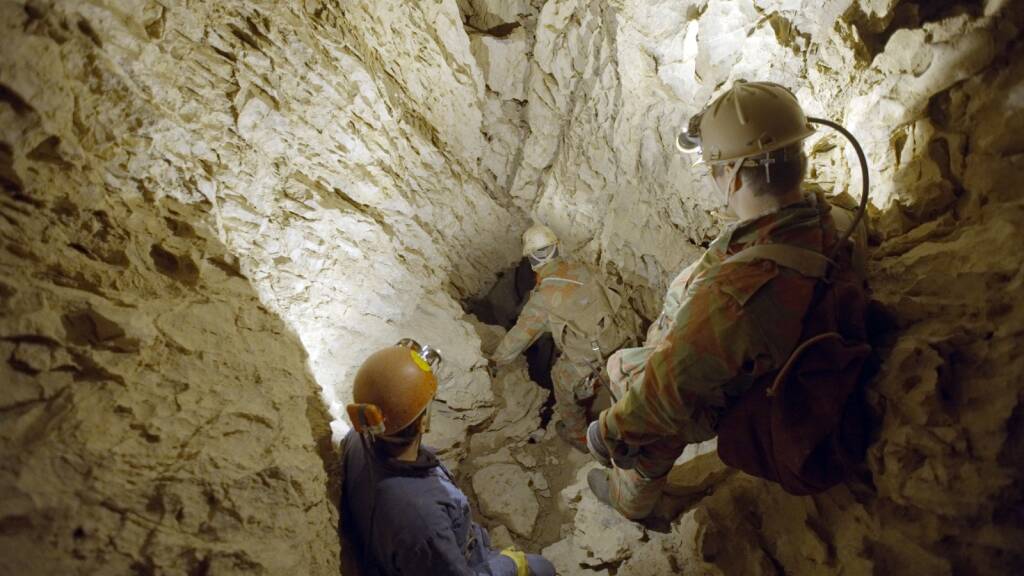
top-left (472, 463), bottom-right (540, 536)
top-left (1, 1), bottom-right (347, 573)
top-left (3, 0), bottom-right (1023, 574)
top-left (2, 0), bottom-right (530, 451)
top-left (0, 104), bottom-right (339, 575)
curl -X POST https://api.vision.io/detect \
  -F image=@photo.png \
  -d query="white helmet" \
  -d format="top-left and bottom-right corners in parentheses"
top-left (522, 224), bottom-right (558, 257)
top-left (676, 80), bottom-right (815, 165)
top-left (677, 80), bottom-right (816, 204)
top-left (522, 224), bottom-right (559, 269)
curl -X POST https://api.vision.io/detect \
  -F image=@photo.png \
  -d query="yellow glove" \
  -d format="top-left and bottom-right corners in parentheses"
top-left (499, 547), bottom-right (529, 576)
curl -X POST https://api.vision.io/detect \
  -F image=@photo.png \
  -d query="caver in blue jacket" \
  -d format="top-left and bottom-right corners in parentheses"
top-left (341, 430), bottom-right (555, 576)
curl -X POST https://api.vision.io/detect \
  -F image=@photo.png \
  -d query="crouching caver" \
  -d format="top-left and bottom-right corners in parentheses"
top-left (343, 339), bottom-right (555, 576)
top-left (490, 224), bottom-right (633, 452)
top-left (586, 80), bottom-right (871, 520)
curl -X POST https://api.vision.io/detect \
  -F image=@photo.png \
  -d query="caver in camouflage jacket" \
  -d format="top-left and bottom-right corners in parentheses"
top-left (599, 192), bottom-right (858, 472)
top-left (492, 259), bottom-right (625, 366)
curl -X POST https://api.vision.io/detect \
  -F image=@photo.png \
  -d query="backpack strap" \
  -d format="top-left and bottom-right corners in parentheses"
top-left (724, 244), bottom-right (833, 279)
top-left (724, 243), bottom-right (839, 394)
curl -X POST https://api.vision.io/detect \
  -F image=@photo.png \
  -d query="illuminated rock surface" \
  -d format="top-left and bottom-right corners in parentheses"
top-left (2, 0), bottom-right (1023, 574)
top-left (472, 463), bottom-right (540, 537)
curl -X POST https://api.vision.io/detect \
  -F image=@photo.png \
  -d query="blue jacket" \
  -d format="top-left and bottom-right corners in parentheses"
top-left (341, 431), bottom-right (518, 576)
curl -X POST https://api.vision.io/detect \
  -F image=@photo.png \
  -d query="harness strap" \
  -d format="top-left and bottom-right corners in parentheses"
top-left (541, 276), bottom-right (585, 286)
top-left (724, 244), bottom-right (833, 279)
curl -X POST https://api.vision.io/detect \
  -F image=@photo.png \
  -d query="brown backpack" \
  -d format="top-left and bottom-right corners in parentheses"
top-left (715, 244), bottom-right (872, 495)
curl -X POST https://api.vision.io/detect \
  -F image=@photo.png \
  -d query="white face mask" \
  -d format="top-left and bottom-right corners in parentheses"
top-left (528, 244), bottom-right (558, 269)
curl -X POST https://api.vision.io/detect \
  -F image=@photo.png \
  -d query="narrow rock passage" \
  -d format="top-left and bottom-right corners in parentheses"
top-left (456, 264), bottom-right (590, 553)
top-left (3, 0), bottom-right (1024, 574)
top-left (456, 309), bottom-right (724, 575)
top-left (457, 361), bottom-right (591, 552)
top-left (455, 268), bottom-right (699, 573)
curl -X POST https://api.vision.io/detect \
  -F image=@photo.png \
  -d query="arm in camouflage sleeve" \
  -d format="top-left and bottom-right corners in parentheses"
top-left (490, 290), bottom-right (550, 365)
top-left (600, 274), bottom-right (771, 451)
top-left (606, 345), bottom-right (655, 389)
top-left (604, 259), bottom-right (705, 382)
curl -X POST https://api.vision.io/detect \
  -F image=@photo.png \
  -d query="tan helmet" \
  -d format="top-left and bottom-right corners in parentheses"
top-left (692, 80), bottom-right (815, 165)
top-left (522, 223), bottom-right (558, 257)
top-left (347, 339), bottom-right (441, 437)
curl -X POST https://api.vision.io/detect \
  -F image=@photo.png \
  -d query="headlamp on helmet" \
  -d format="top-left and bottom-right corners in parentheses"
top-left (675, 79), bottom-right (872, 260)
top-left (395, 338), bottom-right (443, 370)
top-left (347, 338), bottom-right (443, 438)
top-left (675, 111), bottom-right (704, 154)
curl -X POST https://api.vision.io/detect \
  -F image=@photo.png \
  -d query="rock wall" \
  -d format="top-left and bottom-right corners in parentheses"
top-left (0, 89), bottom-right (339, 576)
top-left (1, 1), bottom-right (349, 573)
top-left (3, 0), bottom-right (1023, 574)
top-left (0, 0), bottom-right (544, 571)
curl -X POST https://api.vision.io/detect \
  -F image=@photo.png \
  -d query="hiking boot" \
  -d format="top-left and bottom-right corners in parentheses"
top-left (587, 468), bottom-right (612, 506)
top-left (555, 421), bottom-right (588, 453)
top-left (587, 469), bottom-right (672, 531)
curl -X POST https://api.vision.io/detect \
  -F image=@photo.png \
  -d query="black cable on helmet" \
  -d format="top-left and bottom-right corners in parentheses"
top-left (806, 117), bottom-right (870, 260)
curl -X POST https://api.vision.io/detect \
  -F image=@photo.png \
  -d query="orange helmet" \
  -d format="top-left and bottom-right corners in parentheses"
top-left (347, 339), bottom-right (442, 437)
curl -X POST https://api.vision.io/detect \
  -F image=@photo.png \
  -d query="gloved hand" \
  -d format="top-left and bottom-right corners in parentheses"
top-left (499, 547), bottom-right (529, 576)
top-left (573, 373), bottom-right (599, 402)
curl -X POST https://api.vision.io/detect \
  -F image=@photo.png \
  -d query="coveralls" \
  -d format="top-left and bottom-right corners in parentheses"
top-left (599, 192), bottom-right (865, 519)
top-left (341, 430), bottom-right (554, 576)
top-left (492, 259), bottom-right (631, 437)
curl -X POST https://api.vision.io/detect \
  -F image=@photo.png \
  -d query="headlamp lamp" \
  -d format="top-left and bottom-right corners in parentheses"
top-left (395, 338), bottom-right (443, 369)
top-left (675, 111), bottom-right (704, 154)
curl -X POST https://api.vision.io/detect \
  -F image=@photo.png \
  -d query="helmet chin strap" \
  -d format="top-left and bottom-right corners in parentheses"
top-left (711, 160), bottom-right (745, 219)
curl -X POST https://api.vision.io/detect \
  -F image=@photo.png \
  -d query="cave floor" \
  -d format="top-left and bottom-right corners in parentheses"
top-left (457, 390), bottom-right (600, 552)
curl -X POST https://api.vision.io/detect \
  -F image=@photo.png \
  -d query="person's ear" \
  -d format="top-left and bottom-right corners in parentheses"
top-left (420, 408), bottom-right (432, 434)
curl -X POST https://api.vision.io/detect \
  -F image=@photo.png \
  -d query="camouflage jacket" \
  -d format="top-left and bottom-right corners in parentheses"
top-left (601, 192), bottom-right (853, 453)
top-left (492, 259), bottom-right (623, 366)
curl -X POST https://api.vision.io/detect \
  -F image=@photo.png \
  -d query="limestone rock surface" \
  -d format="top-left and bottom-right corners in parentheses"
top-left (488, 524), bottom-right (516, 550)
top-left (0, 112), bottom-right (338, 575)
top-left (472, 463), bottom-right (540, 537)
top-left (542, 536), bottom-right (610, 576)
top-left (470, 362), bottom-right (548, 454)
top-left (2, 0), bottom-right (530, 449)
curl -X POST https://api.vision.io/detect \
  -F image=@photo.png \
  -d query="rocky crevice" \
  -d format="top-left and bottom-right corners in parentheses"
top-left (0, 152), bottom-right (339, 574)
